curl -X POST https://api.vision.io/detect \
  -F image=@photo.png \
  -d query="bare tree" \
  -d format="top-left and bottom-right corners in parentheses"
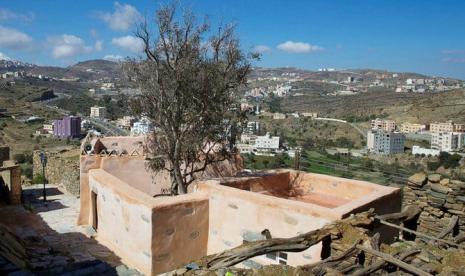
top-left (126, 3), bottom-right (255, 195)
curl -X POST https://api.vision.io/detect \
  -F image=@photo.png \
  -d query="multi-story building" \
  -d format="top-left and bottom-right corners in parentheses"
top-left (430, 121), bottom-right (454, 134)
top-left (273, 113), bottom-right (286, 120)
top-left (371, 118), bottom-right (396, 132)
top-left (454, 124), bottom-right (465, 132)
top-left (237, 133), bottom-right (280, 155)
top-left (399, 122), bottom-right (427, 133)
top-left (90, 106), bottom-right (106, 119)
top-left (117, 116), bottom-right (136, 129)
top-left (254, 133), bottom-right (280, 155)
top-left (367, 130), bottom-right (405, 154)
top-left (53, 116), bottom-right (81, 139)
top-left (244, 121), bottom-right (260, 135)
top-left (431, 132), bottom-right (465, 152)
top-left (42, 123), bottom-right (54, 135)
top-left (130, 118), bottom-right (153, 136)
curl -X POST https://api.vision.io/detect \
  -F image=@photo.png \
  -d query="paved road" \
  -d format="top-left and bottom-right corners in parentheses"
top-left (314, 117), bottom-right (367, 138)
top-left (87, 117), bottom-right (129, 136)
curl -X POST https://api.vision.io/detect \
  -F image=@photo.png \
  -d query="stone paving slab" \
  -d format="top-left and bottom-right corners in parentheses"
top-left (0, 184), bottom-right (142, 275)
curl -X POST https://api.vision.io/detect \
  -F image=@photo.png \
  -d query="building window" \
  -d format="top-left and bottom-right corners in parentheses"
top-left (265, 251), bottom-right (288, 265)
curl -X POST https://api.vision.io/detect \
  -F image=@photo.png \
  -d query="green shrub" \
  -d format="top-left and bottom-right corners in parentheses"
top-left (32, 174), bottom-right (45, 184)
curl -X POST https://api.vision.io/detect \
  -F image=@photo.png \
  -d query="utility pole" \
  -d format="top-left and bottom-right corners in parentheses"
top-left (39, 152), bottom-right (47, 201)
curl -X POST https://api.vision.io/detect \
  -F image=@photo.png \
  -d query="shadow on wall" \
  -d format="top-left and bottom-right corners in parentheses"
top-left (0, 190), bottom-right (135, 275)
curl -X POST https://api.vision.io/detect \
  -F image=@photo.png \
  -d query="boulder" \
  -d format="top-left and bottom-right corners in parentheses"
top-left (408, 172), bottom-right (427, 187)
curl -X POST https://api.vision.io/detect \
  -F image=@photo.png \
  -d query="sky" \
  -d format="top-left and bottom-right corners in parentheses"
top-left (0, 0), bottom-right (465, 79)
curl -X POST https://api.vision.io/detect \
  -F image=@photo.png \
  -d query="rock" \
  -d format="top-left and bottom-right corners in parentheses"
top-left (428, 174), bottom-right (441, 183)
top-left (440, 178), bottom-right (450, 185)
top-left (430, 184), bottom-right (451, 195)
top-left (408, 172), bottom-right (427, 186)
top-left (457, 196), bottom-right (465, 204)
top-left (174, 268), bottom-right (187, 275)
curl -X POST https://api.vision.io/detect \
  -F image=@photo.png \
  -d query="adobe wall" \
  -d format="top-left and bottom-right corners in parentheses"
top-left (88, 169), bottom-right (209, 275)
top-left (195, 180), bottom-right (333, 267)
top-left (289, 171), bottom-right (375, 200)
top-left (0, 165), bottom-right (21, 204)
top-left (100, 158), bottom-right (170, 196)
top-left (151, 197), bottom-right (209, 274)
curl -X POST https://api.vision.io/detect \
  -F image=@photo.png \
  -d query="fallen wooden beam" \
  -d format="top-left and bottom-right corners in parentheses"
top-left (376, 205), bottom-right (421, 221)
top-left (350, 248), bottom-right (421, 276)
top-left (356, 246), bottom-right (432, 276)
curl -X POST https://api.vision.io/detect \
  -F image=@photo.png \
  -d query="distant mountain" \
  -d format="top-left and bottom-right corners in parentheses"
top-left (2, 59), bottom-right (124, 81)
top-left (68, 59), bottom-right (122, 78)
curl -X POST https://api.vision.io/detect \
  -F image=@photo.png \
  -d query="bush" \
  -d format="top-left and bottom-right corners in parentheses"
top-left (20, 163), bottom-right (33, 179)
top-left (427, 161), bottom-right (440, 171)
top-left (32, 174), bottom-right (46, 184)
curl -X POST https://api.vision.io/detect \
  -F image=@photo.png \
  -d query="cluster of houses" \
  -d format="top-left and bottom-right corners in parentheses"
top-left (367, 118), bottom-right (465, 156)
top-left (395, 78), bottom-right (462, 93)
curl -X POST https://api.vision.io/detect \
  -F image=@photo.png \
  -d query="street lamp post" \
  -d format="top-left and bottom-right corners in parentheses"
top-left (39, 152), bottom-right (47, 201)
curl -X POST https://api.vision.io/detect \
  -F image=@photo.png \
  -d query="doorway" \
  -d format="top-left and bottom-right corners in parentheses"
top-left (91, 191), bottom-right (98, 231)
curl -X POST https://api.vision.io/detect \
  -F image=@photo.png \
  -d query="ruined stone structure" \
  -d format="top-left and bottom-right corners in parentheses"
top-left (404, 172), bottom-right (465, 239)
top-left (0, 146), bottom-right (21, 204)
top-left (78, 136), bottom-right (400, 275)
top-left (32, 148), bottom-right (80, 196)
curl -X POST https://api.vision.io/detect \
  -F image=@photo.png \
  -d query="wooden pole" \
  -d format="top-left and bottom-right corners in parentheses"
top-left (356, 246), bottom-right (432, 276)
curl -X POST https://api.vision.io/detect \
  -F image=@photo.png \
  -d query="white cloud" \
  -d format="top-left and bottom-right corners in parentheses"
top-left (0, 52), bottom-right (11, 60)
top-left (277, 41), bottom-right (323, 54)
top-left (0, 8), bottom-right (35, 22)
top-left (95, 40), bottom-right (103, 51)
top-left (442, 57), bottom-right (465, 63)
top-left (253, 45), bottom-right (271, 54)
top-left (48, 34), bottom-right (96, 59)
top-left (111, 35), bottom-right (144, 53)
top-left (99, 2), bottom-right (141, 31)
top-left (103, 54), bottom-right (124, 61)
top-left (0, 25), bottom-right (32, 49)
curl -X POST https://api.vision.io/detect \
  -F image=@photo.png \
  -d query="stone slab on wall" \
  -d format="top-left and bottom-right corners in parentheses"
top-left (33, 148), bottom-right (80, 196)
top-left (404, 172), bottom-right (465, 240)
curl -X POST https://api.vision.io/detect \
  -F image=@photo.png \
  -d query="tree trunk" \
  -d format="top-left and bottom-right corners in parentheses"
top-left (173, 139), bottom-right (187, 194)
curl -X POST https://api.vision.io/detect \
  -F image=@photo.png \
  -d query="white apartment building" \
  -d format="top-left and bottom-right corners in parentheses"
top-left (367, 130), bottom-right (405, 154)
top-left (90, 106), bottom-right (106, 119)
top-left (431, 132), bottom-right (465, 152)
top-left (130, 118), bottom-right (153, 136)
top-left (412, 146), bottom-right (440, 156)
top-left (244, 121), bottom-right (260, 135)
top-left (237, 133), bottom-right (280, 155)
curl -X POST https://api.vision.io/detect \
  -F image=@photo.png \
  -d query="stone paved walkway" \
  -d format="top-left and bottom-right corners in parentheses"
top-left (0, 184), bottom-right (142, 275)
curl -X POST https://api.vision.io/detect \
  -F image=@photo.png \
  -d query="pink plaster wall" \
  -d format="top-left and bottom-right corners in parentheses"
top-left (87, 169), bottom-right (209, 275)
